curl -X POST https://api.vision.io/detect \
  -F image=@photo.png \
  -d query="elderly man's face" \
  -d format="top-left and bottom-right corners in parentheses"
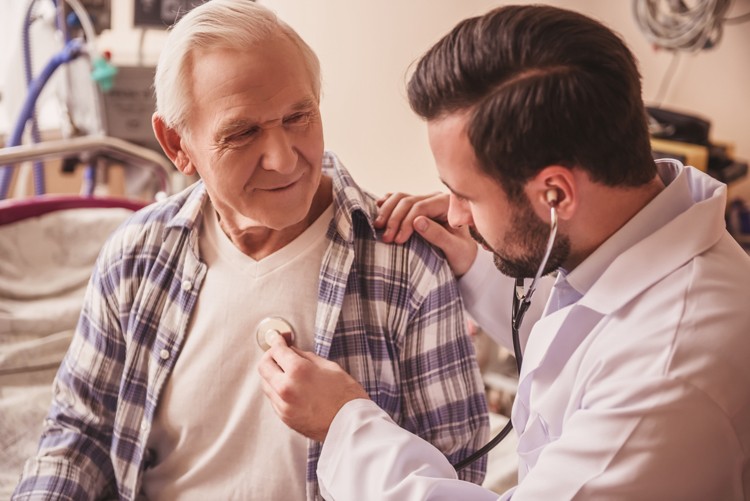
top-left (179, 37), bottom-right (324, 232)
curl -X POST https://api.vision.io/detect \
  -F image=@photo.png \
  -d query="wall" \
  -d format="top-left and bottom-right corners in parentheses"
top-left (4, 0), bottom-right (749, 199)
top-left (259, 0), bottom-right (750, 198)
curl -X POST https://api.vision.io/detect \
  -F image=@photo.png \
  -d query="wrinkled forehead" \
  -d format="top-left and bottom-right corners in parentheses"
top-left (184, 41), bottom-right (319, 129)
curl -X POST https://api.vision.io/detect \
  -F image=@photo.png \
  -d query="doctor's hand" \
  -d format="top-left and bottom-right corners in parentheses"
top-left (375, 192), bottom-right (478, 277)
top-left (258, 334), bottom-right (369, 442)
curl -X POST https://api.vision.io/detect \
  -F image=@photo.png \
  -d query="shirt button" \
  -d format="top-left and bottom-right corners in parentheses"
top-left (141, 421), bottom-right (149, 431)
top-left (160, 349), bottom-right (170, 360)
top-left (181, 280), bottom-right (192, 291)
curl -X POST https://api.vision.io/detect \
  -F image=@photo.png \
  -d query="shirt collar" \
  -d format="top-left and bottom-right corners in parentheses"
top-left (324, 151), bottom-right (378, 243)
top-left (564, 159), bottom-right (693, 298)
top-left (162, 181), bottom-right (208, 239)
top-left (161, 151), bottom-right (377, 243)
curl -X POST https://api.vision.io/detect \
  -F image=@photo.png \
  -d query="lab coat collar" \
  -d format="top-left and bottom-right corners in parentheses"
top-left (578, 161), bottom-right (727, 314)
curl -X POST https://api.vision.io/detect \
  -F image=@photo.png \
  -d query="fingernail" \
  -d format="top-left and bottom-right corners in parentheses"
top-left (415, 218), bottom-right (428, 232)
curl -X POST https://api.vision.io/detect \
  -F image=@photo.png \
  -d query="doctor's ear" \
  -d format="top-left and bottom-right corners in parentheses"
top-left (527, 166), bottom-right (577, 220)
top-left (152, 114), bottom-right (195, 175)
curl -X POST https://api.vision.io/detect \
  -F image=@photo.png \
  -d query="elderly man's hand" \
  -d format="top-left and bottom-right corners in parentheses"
top-left (259, 334), bottom-right (369, 442)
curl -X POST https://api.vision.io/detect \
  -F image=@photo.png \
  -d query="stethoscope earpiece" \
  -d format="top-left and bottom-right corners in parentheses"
top-left (545, 189), bottom-right (559, 207)
top-left (256, 317), bottom-right (295, 351)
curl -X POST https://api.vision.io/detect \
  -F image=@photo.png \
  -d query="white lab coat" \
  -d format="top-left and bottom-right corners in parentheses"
top-left (317, 162), bottom-right (750, 500)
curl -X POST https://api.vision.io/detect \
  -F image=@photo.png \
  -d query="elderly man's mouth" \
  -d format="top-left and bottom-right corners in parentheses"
top-left (259, 179), bottom-right (299, 192)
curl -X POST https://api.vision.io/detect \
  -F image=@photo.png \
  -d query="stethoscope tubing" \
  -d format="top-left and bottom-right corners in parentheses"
top-left (453, 204), bottom-right (558, 471)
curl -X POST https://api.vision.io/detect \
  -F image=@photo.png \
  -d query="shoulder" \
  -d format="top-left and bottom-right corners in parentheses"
top-left (97, 182), bottom-right (205, 268)
top-left (583, 233), bottom-right (750, 396)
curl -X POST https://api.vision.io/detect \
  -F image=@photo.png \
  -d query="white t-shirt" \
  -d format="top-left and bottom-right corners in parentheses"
top-left (142, 201), bottom-right (333, 500)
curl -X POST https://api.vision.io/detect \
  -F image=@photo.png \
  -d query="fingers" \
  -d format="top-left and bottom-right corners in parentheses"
top-left (374, 192), bottom-right (413, 232)
top-left (375, 193), bottom-right (392, 208)
top-left (265, 334), bottom-right (304, 370)
top-left (413, 216), bottom-right (478, 277)
top-left (258, 344), bottom-right (306, 415)
top-left (258, 344), bottom-right (369, 442)
top-left (376, 192), bottom-right (449, 244)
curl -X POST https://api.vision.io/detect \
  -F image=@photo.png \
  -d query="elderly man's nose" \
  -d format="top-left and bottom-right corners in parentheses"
top-left (261, 128), bottom-right (297, 173)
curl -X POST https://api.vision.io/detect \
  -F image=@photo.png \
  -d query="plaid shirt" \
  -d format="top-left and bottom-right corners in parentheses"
top-left (14, 152), bottom-right (489, 500)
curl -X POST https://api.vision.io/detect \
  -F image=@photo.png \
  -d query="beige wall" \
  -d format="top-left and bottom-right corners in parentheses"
top-left (98, 0), bottom-right (750, 198)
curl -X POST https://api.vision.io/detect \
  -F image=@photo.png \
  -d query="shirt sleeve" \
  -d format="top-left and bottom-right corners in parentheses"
top-left (13, 249), bottom-right (123, 499)
top-left (396, 251), bottom-right (491, 484)
top-left (318, 399), bottom-right (501, 501)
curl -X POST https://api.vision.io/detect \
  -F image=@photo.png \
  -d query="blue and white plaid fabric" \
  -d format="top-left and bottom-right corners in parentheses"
top-left (14, 152), bottom-right (489, 500)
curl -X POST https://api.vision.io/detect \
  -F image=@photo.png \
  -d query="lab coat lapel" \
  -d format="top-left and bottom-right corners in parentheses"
top-left (513, 305), bottom-right (572, 433)
top-left (513, 305), bottom-right (602, 434)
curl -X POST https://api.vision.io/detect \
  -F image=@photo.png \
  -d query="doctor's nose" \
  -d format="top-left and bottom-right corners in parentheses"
top-left (447, 195), bottom-right (473, 229)
top-left (259, 127), bottom-right (297, 174)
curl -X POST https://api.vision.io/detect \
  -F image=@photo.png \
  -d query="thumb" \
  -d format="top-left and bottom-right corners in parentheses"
top-left (414, 215), bottom-right (455, 252)
top-left (414, 216), bottom-right (477, 277)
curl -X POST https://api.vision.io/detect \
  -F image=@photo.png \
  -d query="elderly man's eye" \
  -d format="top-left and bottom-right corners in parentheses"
top-left (283, 112), bottom-right (312, 127)
top-left (231, 127), bottom-right (260, 141)
top-left (245, 127), bottom-right (262, 137)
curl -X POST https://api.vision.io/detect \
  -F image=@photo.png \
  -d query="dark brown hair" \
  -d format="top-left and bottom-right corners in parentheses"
top-left (408, 5), bottom-right (656, 199)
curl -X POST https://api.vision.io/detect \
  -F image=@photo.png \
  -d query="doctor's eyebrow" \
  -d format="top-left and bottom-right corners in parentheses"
top-left (440, 178), bottom-right (471, 201)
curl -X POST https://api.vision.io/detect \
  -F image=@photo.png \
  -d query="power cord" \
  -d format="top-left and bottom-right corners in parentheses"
top-left (633, 0), bottom-right (733, 52)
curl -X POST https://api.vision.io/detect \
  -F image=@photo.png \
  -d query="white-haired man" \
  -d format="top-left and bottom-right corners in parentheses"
top-left (13, 1), bottom-right (488, 499)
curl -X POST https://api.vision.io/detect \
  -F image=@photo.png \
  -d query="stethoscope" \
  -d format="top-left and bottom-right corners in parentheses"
top-left (256, 317), bottom-right (296, 350)
top-left (255, 192), bottom-right (559, 472)
top-left (453, 191), bottom-right (559, 471)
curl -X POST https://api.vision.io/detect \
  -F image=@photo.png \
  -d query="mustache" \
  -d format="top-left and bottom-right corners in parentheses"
top-left (469, 226), bottom-right (490, 248)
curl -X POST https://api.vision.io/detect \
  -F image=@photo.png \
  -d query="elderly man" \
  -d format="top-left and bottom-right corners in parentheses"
top-left (12, 1), bottom-right (488, 499)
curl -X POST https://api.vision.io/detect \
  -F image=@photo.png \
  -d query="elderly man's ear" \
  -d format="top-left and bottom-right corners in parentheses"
top-left (152, 113), bottom-right (196, 176)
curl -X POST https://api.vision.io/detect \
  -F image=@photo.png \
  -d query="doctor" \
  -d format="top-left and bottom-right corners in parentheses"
top-left (259, 4), bottom-right (750, 499)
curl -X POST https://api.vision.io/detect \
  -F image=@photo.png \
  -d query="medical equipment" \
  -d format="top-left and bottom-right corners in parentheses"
top-left (256, 317), bottom-right (296, 351)
top-left (453, 190), bottom-right (559, 471)
top-left (633, 0), bottom-right (732, 52)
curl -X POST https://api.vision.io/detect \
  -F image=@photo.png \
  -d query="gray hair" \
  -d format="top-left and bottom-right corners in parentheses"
top-left (154, 0), bottom-right (321, 131)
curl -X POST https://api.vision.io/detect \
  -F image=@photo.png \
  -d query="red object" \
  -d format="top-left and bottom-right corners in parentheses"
top-left (0, 195), bottom-right (147, 226)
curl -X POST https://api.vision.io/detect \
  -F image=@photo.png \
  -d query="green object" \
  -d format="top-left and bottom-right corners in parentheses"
top-left (91, 56), bottom-right (118, 92)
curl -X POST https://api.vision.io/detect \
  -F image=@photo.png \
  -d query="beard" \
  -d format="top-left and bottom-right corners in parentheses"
top-left (469, 198), bottom-right (570, 279)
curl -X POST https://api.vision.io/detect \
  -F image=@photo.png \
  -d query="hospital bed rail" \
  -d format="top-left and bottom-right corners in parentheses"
top-left (0, 135), bottom-right (173, 196)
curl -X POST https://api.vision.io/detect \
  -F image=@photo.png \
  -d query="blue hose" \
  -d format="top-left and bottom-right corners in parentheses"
top-left (82, 161), bottom-right (96, 196)
top-left (0, 38), bottom-right (84, 200)
top-left (23, 0), bottom-right (48, 196)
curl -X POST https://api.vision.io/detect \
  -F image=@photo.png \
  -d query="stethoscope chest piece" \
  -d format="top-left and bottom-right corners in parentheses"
top-left (256, 316), bottom-right (295, 351)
